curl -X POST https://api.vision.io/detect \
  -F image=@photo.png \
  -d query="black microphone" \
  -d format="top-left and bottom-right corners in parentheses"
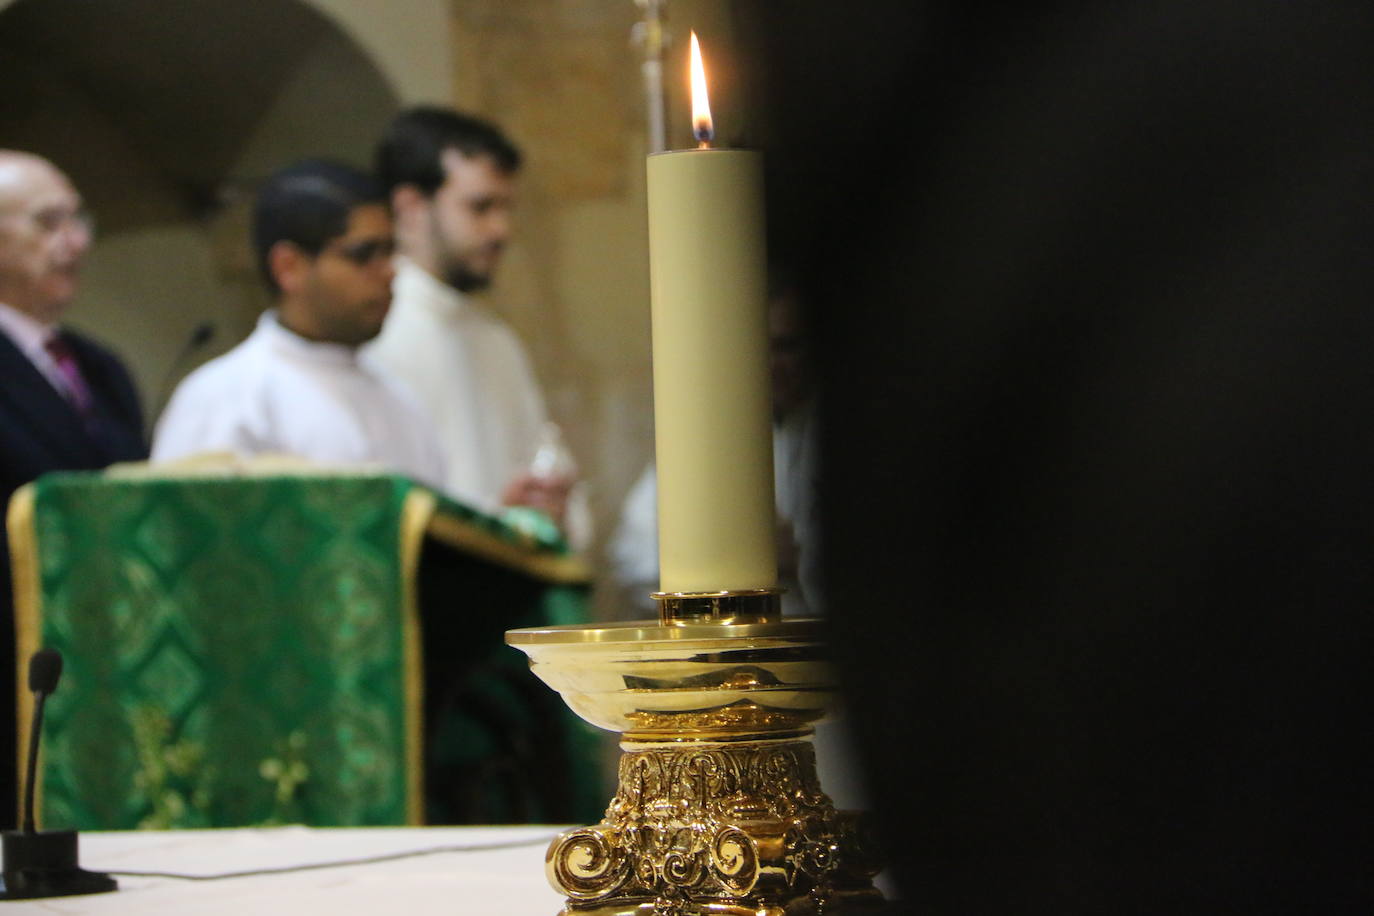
top-left (149, 321), bottom-right (216, 436)
top-left (27, 647), bottom-right (62, 692)
top-left (0, 649), bottom-right (117, 899)
top-left (22, 649), bottom-right (62, 834)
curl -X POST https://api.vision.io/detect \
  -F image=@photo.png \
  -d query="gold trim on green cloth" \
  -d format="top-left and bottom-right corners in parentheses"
top-left (398, 487), bottom-right (436, 826)
top-left (424, 511), bottom-right (591, 584)
top-left (6, 483), bottom-right (41, 824)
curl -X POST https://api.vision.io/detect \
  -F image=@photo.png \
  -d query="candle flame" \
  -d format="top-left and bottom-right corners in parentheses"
top-left (689, 31), bottom-right (713, 147)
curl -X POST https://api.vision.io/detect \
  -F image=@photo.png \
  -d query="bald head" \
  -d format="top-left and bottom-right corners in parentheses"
top-left (0, 150), bottom-right (91, 323)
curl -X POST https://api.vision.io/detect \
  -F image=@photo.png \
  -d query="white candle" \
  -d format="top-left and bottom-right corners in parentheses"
top-left (646, 33), bottom-right (775, 593)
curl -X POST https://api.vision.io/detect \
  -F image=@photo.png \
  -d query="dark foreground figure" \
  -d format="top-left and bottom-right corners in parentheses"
top-left (747, 1), bottom-right (1374, 911)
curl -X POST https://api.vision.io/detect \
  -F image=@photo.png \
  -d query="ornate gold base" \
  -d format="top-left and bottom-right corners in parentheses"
top-left (507, 602), bottom-right (882, 915)
top-left (546, 737), bottom-right (884, 916)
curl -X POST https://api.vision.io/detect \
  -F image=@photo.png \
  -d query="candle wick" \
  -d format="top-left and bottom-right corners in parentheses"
top-left (697, 140), bottom-right (711, 150)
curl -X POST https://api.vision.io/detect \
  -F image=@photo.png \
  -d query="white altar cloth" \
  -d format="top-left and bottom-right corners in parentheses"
top-left (3, 826), bottom-right (567, 914)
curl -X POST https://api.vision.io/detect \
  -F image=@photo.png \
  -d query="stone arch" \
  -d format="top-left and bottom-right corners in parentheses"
top-left (0, 0), bottom-right (448, 411)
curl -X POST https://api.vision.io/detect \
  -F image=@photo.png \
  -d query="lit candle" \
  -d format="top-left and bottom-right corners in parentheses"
top-left (647, 31), bottom-right (775, 594)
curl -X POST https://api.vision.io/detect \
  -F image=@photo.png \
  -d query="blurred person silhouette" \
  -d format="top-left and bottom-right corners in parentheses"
top-left (749, 1), bottom-right (1374, 910)
top-left (371, 108), bottom-right (590, 546)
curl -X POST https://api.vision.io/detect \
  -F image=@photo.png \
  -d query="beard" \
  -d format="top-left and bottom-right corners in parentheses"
top-left (429, 211), bottom-right (497, 293)
top-left (445, 263), bottom-right (493, 293)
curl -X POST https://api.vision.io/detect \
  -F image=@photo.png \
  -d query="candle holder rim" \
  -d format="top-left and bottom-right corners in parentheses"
top-left (649, 588), bottom-right (781, 599)
top-left (505, 616), bottom-right (825, 647)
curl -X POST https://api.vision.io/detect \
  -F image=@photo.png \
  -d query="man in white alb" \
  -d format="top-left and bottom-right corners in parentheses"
top-left (368, 108), bottom-right (588, 545)
top-left (153, 160), bottom-right (444, 488)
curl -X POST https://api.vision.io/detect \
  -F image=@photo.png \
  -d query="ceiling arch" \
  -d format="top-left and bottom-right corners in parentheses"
top-left (0, 0), bottom-right (451, 228)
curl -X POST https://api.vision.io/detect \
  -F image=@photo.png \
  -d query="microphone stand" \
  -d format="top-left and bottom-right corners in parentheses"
top-left (0, 649), bottom-right (117, 899)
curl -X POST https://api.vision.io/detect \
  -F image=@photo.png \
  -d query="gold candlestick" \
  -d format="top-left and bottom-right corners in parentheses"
top-left (506, 32), bottom-right (882, 915)
top-left (506, 592), bottom-right (885, 915)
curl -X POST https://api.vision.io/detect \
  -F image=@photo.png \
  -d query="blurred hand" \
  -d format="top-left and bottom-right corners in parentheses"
top-left (501, 471), bottom-right (574, 526)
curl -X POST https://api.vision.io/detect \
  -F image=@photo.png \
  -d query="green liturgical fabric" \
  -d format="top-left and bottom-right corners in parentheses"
top-left (16, 472), bottom-right (594, 829)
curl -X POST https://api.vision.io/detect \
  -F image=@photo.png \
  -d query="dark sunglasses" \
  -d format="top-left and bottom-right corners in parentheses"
top-left (327, 236), bottom-right (396, 266)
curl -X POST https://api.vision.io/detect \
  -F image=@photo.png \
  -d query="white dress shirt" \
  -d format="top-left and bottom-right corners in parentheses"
top-left (152, 311), bottom-right (445, 490)
top-left (0, 300), bottom-right (70, 397)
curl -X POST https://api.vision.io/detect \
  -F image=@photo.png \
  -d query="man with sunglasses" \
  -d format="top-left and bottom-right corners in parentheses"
top-left (152, 160), bottom-right (443, 488)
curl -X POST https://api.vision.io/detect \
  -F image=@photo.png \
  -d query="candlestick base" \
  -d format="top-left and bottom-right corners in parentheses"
top-left (507, 604), bottom-right (885, 916)
top-left (546, 737), bottom-right (883, 916)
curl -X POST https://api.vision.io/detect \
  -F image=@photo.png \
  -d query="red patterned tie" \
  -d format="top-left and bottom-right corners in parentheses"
top-left (45, 335), bottom-right (94, 414)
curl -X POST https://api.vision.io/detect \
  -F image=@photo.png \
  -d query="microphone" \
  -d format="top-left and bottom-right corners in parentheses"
top-left (0, 649), bottom-right (117, 899)
top-left (27, 647), bottom-right (61, 692)
top-left (149, 321), bottom-right (216, 435)
top-left (22, 649), bottom-right (62, 833)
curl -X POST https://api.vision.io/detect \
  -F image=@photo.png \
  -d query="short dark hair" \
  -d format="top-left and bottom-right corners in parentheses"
top-left (252, 159), bottom-right (386, 294)
top-left (375, 106), bottom-right (522, 196)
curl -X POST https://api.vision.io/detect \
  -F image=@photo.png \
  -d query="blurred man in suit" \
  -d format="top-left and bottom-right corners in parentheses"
top-left (0, 150), bottom-right (146, 825)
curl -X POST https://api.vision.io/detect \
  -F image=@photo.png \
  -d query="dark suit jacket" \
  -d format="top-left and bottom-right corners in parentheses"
top-left (1, 327), bottom-right (145, 826)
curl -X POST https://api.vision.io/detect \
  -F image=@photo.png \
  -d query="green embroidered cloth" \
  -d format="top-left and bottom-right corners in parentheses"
top-left (9, 471), bottom-right (600, 829)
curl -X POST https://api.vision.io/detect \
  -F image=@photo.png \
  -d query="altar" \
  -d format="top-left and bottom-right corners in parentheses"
top-left (7, 468), bottom-right (604, 831)
top-left (0, 825), bottom-right (567, 914)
